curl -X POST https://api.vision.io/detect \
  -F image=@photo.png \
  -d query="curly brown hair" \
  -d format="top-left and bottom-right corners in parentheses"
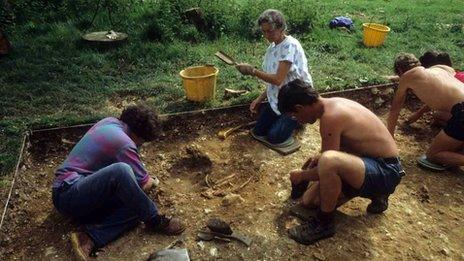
top-left (120, 104), bottom-right (160, 142)
top-left (394, 53), bottom-right (421, 75)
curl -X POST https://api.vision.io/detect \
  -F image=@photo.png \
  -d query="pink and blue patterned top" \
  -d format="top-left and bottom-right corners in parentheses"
top-left (53, 117), bottom-right (149, 188)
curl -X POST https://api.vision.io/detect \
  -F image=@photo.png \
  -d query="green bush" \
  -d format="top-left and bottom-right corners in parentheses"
top-left (234, 0), bottom-right (319, 38)
top-left (0, 1), bottom-right (14, 30)
top-left (2, 0), bottom-right (319, 41)
top-left (235, 1), bottom-right (268, 39)
top-left (140, 0), bottom-right (193, 42)
top-left (138, 0), bottom-right (319, 42)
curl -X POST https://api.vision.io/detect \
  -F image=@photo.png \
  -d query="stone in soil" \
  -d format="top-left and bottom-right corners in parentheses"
top-left (207, 218), bottom-right (233, 235)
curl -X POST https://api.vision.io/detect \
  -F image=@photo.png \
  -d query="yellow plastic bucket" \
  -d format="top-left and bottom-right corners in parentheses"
top-left (179, 65), bottom-right (219, 102)
top-left (362, 23), bottom-right (390, 47)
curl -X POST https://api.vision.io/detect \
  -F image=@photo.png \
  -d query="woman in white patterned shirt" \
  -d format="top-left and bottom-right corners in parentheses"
top-left (236, 9), bottom-right (314, 145)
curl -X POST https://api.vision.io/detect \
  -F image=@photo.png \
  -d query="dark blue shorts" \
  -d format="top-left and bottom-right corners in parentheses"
top-left (444, 102), bottom-right (464, 141)
top-left (342, 157), bottom-right (405, 199)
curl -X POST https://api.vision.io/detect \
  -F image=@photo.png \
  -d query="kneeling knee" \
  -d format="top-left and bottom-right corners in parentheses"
top-left (112, 163), bottom-right (136, 181)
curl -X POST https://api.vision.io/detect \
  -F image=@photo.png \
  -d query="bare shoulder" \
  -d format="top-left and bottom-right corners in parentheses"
top-left (399, 67), bottom-right (425, 90)
top-left (320, 98), bottom-right (350, 124)
top-left (430, 65), bottom-right (455, 75)
top-left (401, 66), bottom-right (425, 80)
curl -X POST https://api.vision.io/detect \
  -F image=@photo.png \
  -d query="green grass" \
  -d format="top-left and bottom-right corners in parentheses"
top-left (0, 0), bottom-right (463, 177)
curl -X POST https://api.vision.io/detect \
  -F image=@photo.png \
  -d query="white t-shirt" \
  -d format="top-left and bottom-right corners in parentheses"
top-left (262, 35), bottom-right (313, 115)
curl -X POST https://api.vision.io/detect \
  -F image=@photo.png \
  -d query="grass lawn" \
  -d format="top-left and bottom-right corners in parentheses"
top-left (0, 0), bottom-right (463, 177)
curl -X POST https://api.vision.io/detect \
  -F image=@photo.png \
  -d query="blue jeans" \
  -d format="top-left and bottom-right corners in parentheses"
top-left (52, 162), bottom-right (159, 247)
top-left (253, 103), bottom-right (298, 144)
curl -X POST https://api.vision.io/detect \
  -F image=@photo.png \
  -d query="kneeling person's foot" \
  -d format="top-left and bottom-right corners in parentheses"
top-left (288, 216), bottom-right (335, 245)
top-left (147, 215), bottom-right (185, 235)
top-left (70, 232), bottom-right (94, 261)
top-left (367, 195), bottom-right (389, 214)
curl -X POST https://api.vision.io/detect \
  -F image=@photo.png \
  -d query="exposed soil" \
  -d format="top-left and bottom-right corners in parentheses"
top-left (1, 88), bottom-right (464, 260)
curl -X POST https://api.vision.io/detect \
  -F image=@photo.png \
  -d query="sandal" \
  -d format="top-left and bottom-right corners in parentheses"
top-left (250, 129), bottom-right (295, 148)
top-left (417, 155), bottom-right (447, 172)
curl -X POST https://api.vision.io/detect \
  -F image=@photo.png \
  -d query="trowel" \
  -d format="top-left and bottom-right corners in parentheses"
top-left (197, 218), bottom-right (253, 246)
top-left (215, 51), bottom-right (237, 66)
top-left (197, 230), bottom-right (252, 247)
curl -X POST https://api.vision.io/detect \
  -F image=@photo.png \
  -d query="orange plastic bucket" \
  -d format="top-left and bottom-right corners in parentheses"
top-left (362, 23), bottom-right (390, 47)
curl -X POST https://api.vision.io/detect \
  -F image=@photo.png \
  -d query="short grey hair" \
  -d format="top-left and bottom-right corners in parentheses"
top-left (257, 9), bottom-right (287, 31)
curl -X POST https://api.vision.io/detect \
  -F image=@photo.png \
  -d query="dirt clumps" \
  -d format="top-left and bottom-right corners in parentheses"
top-left (184, 144), bottom-right (213, 168)
top-left (418, 184), bottom-right (431, 203)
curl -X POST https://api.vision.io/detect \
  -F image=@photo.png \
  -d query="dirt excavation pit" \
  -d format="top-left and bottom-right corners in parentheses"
top-left (1, 87), bottom-right (464, 260)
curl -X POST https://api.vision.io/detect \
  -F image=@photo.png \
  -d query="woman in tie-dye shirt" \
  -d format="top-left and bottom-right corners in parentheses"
top-left (52, 105), bottom-right (184, 259)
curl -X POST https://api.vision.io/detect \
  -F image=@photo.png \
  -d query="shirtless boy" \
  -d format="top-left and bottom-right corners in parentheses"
top-left (278, 79), bottom-right (404, 244)
top-left (387, 53), bottom-right (464, 168)
top-left (406, 51), bottom-right (464, 125)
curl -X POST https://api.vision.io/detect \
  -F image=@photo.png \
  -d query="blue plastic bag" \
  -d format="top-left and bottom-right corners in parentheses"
top-left (329, 16), bottom-right (354, 30)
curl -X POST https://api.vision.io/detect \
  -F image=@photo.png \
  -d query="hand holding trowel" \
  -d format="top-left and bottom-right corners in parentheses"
top-left (215, 51), bottom-right (256, 76)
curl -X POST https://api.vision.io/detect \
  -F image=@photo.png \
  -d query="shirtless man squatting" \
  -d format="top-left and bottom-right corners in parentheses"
top-left (277, 79), bottom-right (405, 244)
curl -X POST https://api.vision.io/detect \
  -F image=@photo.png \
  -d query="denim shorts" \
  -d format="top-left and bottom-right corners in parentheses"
top-left (342, 157), bottom-right (405, 199)
top-left (444, 102), bottom-right (464, 141)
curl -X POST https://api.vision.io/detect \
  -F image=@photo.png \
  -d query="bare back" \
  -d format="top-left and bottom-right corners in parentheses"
top-left (320, 97), bottom-right (398, 157)
top-left (401, 66), bottom-right (464, 111)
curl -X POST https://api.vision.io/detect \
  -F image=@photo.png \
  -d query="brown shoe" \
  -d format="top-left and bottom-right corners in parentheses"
top-left (147, 215), bottom-right (185, 235)
top-left (70, 232), bottom-right (94, 261)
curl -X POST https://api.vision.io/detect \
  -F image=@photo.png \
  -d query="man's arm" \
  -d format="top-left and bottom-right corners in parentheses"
top-left (296, 115), bottom-right (342, 182)
top-left (319, 113), bottom-right (342, 152)
top-left (406, 105), bottom-right (430, 124)
top-left (383, 75), bottom-right (400, 82)
top-left (142, 176), bottom-right (158, 192)
top-left (116, 146), bottom-right (150, 189)
top-left (387, 84), bottom-right (408, 135)
top-left (250, 90), bottom-right (267, 113)
top-left (290, 167), bottom-right (320, 185)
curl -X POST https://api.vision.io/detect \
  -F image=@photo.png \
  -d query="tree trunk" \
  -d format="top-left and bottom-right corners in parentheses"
top-left (184, 7), bottom-right (207, 33)
top-left (0, 29), bottom-right (11, 56)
